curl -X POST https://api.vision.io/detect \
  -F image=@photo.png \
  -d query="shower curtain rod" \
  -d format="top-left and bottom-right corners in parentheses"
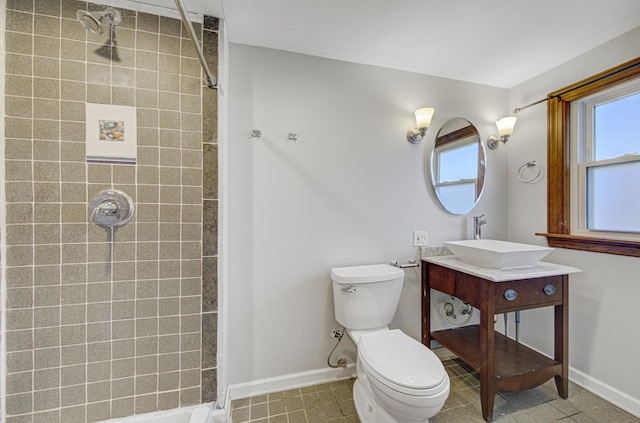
top-left (174, 0), bottom-right (217, 89)
top-left (513, 58), bottom-right (640, 114)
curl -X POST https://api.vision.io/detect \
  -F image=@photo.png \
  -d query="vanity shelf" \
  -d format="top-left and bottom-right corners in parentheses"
top-left (431, 326), bottom-right (562, 391)
top-left (422, 255), bottom-right (580, 422)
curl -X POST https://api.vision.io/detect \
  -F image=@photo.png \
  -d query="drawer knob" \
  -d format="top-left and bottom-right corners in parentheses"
top-left (504, 289), bottom-right (518, 301)
top-left (543, 284), bottom-right (556, 296)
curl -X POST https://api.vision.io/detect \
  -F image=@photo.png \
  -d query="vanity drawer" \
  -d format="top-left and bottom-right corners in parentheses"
top-left (494, 276), bottom-right (563, 312)
top-left (428, 264), bottom-right (456, 296)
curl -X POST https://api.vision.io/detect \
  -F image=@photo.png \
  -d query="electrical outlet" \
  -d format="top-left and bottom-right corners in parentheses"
top-left (413, 230), bottom-right (428, 247)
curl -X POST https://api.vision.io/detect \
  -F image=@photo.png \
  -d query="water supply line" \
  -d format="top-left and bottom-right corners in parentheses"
top-left (501, 312), bottom-right (521, 342)
top-left (327, 327), bottom-right (347, 368)
top-left (173, 0), bottom-right (217, 89)
top-left (443, 301), bottom-right (473, 326)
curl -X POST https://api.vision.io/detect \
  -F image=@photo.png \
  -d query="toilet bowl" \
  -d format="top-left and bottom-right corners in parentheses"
top-left (331, 264), bottom-right (450, 423)
top-left (354, 329), bottom-right (449, 423)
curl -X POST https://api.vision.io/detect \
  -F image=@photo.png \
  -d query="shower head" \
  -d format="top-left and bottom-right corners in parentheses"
top-left (76, 8), bottom-right (121, 35)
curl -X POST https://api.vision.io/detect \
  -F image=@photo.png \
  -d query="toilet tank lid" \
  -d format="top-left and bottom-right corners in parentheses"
top-left (331, 264), bottom-right (404, 284)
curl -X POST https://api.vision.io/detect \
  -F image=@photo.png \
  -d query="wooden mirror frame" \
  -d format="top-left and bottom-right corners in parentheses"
top-left (537, 57), bottom-right (640, 258)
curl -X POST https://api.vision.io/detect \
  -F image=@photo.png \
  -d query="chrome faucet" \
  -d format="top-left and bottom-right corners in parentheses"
top-left (474, 214), bottom-right (487, 240)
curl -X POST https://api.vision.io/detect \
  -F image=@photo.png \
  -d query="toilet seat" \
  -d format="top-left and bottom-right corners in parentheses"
top-left (358, 329), bottom-right (447, 396)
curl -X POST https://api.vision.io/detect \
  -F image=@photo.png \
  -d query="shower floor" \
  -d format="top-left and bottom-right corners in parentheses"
top-left (230, 359), bottom-right (640, 423)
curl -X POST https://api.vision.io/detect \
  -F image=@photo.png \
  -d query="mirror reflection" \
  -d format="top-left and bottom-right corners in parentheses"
top-left (430, 117), bottom-right (485, 214)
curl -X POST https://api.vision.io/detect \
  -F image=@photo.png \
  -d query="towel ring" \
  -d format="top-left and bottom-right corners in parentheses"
top-left (517, 161), bottom-right (543, 183)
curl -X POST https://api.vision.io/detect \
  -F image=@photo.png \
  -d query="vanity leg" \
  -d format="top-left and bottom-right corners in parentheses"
top-left (479, 281), bottom-right (496, 422)
top-left (421, 262), bottom-right (432, 347)
top-left (554, 275), bottom-right (569, 398)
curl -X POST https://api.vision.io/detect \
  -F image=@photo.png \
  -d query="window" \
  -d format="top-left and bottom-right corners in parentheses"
top-left (573, 84), bottom-right (640, 236)
top-left (542, 57), bottom-right (640, 257)
top-left (434, 141), bottom-right (479, 214)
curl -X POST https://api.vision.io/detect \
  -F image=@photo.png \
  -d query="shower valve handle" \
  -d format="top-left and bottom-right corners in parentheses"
top-left (97, 201), bottom-right (119, 215)
top-left (88, 189), bottom-right (134, 227)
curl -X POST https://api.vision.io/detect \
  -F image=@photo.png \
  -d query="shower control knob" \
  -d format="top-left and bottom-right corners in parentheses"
top-left (504, 289), bottom-right (518, 302)
top-left (89, 189), bottom-right (134, 227)
top-left (543, 284), bottom-right (556, 296)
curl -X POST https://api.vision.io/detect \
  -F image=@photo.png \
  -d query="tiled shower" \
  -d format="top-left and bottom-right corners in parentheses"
top-left (2, 0), bottom-right (219, 421)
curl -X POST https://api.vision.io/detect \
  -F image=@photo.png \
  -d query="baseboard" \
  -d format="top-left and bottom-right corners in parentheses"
top-left (516, 341), bottom-right (640, 419)
top-left (228, 364), bottom-right (357, 400)
top-left (569, 366), bottom-right (640, 418)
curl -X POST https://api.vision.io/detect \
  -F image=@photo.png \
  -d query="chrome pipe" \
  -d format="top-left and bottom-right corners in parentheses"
top-left (173, 0), bottom-right (217, 89)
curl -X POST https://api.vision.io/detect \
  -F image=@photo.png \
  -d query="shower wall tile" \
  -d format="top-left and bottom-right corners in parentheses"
top-left (6, 11), bottom-right (33, 33)
top-left (35, 15), bottom-right (61, 37)
top-left (4, 1), bottom-right (219, 421)
top-left (159, 35), bottom-right (181, 56)
top-left (137, 31), bottom-right (159, 52)
top-left (7, 0), bottom-right (34, 12)
top-left (34, 0), bottom-right (61, 16)
top-left (6, 76), bottom-right (33, 97)
top-left (117, 28), bottom-right (136, 49)
top-left (201, 22), bottom-right (219, 394)
top-left (34, 36), bottom-right (61, 58)
top-left (137, 11), bottom-right (160, 33)
top-left (62, 17), bottom-right (87, 41)
top-left (5, 32), bottom-right (33, 55)
top-left (6, 54), bottom-right (32, 76)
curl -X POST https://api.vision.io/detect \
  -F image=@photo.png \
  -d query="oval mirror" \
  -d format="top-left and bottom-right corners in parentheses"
top-left (430, 117), bottom-right (486, 214)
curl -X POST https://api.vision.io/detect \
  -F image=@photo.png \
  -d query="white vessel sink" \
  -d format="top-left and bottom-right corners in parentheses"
top-left (444, 239), bottom-right (553, 269)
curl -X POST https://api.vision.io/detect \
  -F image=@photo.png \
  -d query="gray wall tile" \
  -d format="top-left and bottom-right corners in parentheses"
top-left (3, 3), bottom-right (218, 420)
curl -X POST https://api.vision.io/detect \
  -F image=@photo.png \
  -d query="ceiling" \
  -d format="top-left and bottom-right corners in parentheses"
top-left (134, 0), bottom-right (640, 88)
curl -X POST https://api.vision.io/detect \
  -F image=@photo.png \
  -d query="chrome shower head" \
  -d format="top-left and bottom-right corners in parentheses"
top-left (76, 8), bottom-right (121, 35)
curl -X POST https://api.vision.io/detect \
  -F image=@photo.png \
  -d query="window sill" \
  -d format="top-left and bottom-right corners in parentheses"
top-left (536, 233), bottom-right (640, 258)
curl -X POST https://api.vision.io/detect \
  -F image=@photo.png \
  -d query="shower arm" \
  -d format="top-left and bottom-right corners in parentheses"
top-left (173, 0), bottom-right (217, 89)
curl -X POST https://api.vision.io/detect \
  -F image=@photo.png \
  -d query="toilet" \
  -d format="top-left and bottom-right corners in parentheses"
top-left (331, 264), bottom-right (449, 423)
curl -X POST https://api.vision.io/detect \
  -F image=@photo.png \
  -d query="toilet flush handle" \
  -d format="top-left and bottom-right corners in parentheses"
top-left (341, 286), bottom-right (356, 293)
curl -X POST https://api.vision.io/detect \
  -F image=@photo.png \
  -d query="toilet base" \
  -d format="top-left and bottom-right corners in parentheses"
top-left (354, 378), bottom-right (392, 423)
top-left (353, 378), bottom-right (430, 423)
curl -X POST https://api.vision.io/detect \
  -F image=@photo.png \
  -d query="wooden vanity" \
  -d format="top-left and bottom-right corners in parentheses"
top-left (421, 255), bottom-right (580, 422)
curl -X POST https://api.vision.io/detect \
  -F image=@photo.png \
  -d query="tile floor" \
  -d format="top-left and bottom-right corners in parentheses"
top-left (230, 359), bottom-right (640, 423)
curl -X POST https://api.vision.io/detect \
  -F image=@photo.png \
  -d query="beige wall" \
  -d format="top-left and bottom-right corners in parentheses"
top-left (2, 1), bottom-right (219, 421)
top-left (507, 27), bottom-right (640, 414)
top-left (227, 44), bottom-right (509, 386)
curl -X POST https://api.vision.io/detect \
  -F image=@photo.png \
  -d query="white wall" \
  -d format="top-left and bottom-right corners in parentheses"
top-left (507, 26), bottom-right (640, 414)
top-left (227, 44), bottom-right (509, 385)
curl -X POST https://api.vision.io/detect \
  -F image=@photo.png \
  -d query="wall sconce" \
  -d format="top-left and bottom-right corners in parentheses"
top-left (487, 116), bottom-right (517, 149)
top-left (407, 107), bottom-right (435, 144)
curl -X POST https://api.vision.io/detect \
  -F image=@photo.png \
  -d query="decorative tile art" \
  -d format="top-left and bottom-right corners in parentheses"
top-left (86, 103), bottom-right (137, 164)
top-left (99, 119), bottom-right (125, 141)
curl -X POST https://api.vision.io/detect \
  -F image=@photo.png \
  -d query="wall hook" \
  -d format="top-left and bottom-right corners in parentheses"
top-left (251, 130), bottom-right (262, 139)
top-left (287, 133), bottom-right (299, 142)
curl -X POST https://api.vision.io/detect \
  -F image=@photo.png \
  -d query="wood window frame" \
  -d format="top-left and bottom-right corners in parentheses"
top-left (537, 57), bottom-right (640, 258)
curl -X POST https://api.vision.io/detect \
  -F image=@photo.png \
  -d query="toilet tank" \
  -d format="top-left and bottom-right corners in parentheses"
top-left (331, 264), bottom-right (404, 330)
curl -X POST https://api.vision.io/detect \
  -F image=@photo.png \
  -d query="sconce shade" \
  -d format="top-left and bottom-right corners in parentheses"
top-left (415, 107), bottom-right (435, 129)
top-left (496, 116), bottom-right (517, 137)
top-left (487, 116), bottom-right (517, 149)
